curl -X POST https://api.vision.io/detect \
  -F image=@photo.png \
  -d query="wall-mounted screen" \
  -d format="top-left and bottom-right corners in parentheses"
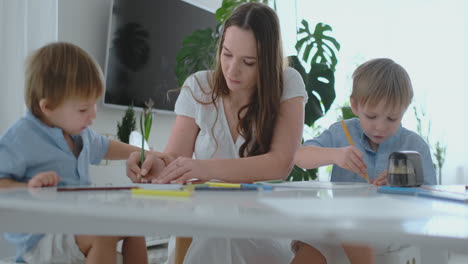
top-left (104, 0), bottom-right (217, 112)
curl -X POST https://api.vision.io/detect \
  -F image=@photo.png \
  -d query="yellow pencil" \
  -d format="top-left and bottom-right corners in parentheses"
top-left (206, 182), bottom-right (241, 188)
top-left (131, 188), bottom-right (192, 197)
top-left (340, 120), bottom-right (370, 182)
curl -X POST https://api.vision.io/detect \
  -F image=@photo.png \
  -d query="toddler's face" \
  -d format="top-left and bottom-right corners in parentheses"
top-left (45, 98), bottom-right (98, 136)
top-left (351, 99), bottom-right (406, 149)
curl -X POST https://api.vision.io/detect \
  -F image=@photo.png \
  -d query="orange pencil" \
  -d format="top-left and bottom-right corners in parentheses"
top-left (340, 120), bottom-right (370, 182)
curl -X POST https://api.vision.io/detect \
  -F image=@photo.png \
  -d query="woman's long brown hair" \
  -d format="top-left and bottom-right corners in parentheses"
top-left (208, 3), bottom-right (284, 157)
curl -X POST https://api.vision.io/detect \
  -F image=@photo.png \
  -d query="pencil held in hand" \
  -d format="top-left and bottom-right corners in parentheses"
top-left (340, 121), bottom-right (370, 182)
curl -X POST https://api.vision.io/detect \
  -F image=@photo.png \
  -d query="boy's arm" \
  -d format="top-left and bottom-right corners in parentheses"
top-left (103, 139), bottom-right (172, 162)
top-left (295, 145), bottom-right (367, 177)
top-left (0, 172), bottom-right (61, 189)
top-left (0, 178), bottom-right (27, 188)
top-left (295, 145), bottom-right (340, 169)
top-left (103, 139), bottom-right (141, 160)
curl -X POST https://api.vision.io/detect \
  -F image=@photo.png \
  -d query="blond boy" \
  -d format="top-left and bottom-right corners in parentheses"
top-left (292, 58), bottom-right (436, 264)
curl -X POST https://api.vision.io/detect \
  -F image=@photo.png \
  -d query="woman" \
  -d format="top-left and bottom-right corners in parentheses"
top-left (127, 3), bottom-right (307, 263)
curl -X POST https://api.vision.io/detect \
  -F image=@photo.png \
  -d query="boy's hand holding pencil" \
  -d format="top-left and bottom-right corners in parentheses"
top-left (334, 146), bottom-right (369, 182)
top-left (340, 121), bottom-right (370, 182)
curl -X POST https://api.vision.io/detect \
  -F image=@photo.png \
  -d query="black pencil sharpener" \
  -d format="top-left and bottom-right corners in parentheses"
top-left (387, 151), bottom-right (424, 187)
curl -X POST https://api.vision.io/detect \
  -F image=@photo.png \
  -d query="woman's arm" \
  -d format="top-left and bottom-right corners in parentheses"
top-left (157, 96), bottom-right (304, 183)
top-left (164, 115), bottom-right (200, 158)
top-left (204, 96), bottom-right (304, 182)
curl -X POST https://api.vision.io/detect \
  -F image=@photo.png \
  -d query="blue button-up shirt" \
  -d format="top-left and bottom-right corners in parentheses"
top-left (0, 111), bottom-right (109, 261)
top-left (304, 118), bottom-right (436, 185)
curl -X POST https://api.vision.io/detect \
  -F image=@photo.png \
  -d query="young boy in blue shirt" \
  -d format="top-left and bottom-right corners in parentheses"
top-left (0, 42), bottom-right (148, 263)
top-left (291, 58), bottom-right (436, 263)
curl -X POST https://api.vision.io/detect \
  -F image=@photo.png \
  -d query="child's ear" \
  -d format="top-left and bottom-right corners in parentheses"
top-left (39, 99), bottom-right (52, 116)
top-left (350, 98), bottom-right (359, 116)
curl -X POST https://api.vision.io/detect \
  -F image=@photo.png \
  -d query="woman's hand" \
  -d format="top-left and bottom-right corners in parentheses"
top-left (28, 171), bottom-right (61, 188)
top-left (153, 157), bottom-right (211, 184)
top-left (335, 146), bottom-right (368, 180)
top-left (126, 151), bottom-right (169, 183)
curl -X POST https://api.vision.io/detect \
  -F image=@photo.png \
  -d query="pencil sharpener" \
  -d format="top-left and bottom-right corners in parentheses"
top-left (387, 151), bottom-right (424, 187)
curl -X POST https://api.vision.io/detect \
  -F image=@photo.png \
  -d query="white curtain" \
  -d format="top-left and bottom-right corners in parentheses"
top-left (0, 0), bottom-right (57, 134)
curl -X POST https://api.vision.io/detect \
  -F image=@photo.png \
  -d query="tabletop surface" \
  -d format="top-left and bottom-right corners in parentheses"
top-left (0, 182), bottom-right (467, 251)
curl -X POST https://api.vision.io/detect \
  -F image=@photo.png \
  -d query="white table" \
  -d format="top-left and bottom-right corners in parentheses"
top-left (0, 183), bottom-right (467, 253)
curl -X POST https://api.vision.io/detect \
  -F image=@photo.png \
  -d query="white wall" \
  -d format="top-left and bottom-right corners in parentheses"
top-left (0, 0), bottom-right (57, 257)
top-left (58, 0), bottom-right (176, 152)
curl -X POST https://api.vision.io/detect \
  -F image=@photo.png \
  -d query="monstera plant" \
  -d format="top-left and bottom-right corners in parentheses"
top-left (175, 0), bottom-right (340, 181)
top-left (287, 20), bottom-right (340, 181)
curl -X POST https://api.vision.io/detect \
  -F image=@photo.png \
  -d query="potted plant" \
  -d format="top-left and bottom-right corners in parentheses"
top-left (117, 104), bottom-right (136, 144)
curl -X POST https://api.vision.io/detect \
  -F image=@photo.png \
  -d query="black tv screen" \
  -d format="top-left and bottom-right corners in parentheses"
top-left (104, 0), bottom-right (217, 112)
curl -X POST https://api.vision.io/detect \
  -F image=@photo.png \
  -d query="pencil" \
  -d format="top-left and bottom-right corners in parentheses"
top-left (206, 182), bottom-right (241, 188)
top-left (340, 120), bottom-right (370, 182)
top-left (57, 186), bottom-right (137, 192)
top-left (131, 188), bottom-right (192, 197)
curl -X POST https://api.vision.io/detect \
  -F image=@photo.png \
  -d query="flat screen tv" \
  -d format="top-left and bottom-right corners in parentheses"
top-left (103, 0), bottom-right (217, 112)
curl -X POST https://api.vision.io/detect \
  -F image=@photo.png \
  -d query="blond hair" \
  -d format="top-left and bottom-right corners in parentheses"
top-left (351, 58), bottom-right (413, 111)
top-left (24, 42), bottom-right (104, 118)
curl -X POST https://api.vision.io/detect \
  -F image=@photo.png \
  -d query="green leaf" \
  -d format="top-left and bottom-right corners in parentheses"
top-left (215, 0), bottom-right (267, 24)
top-left (289, 57), bottom-right (336, 126)
top-left (286, 165), bottom-right (318, 181)
top-left (296, 20), bottom-right (340, 72)
top-left (139, 112), bottom-right (145, 163)
top-left (175, 28), bottom-right (218, 87)
top-left (144, 113), bottom-right (152, 141)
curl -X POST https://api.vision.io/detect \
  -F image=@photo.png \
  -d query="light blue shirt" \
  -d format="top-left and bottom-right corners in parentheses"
top-left (0, 111), bottom-right (109, 261)
top-left (304, 118), bottom-right (436, 185)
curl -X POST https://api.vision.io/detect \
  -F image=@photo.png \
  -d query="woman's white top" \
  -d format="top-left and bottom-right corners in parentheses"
top-left (175, 67), bottom-right (307, 160)
top-left (169, 68), bottom-right (307, 264)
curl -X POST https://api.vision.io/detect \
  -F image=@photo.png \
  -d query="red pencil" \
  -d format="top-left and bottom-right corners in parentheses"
top-left (57, 186), bottom-right (138, 192)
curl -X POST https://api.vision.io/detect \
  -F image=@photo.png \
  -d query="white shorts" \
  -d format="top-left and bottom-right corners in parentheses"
top-left (22, 234), bottom-right (86, 264)
top-left (166, 236), bottom-right (293, 264)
